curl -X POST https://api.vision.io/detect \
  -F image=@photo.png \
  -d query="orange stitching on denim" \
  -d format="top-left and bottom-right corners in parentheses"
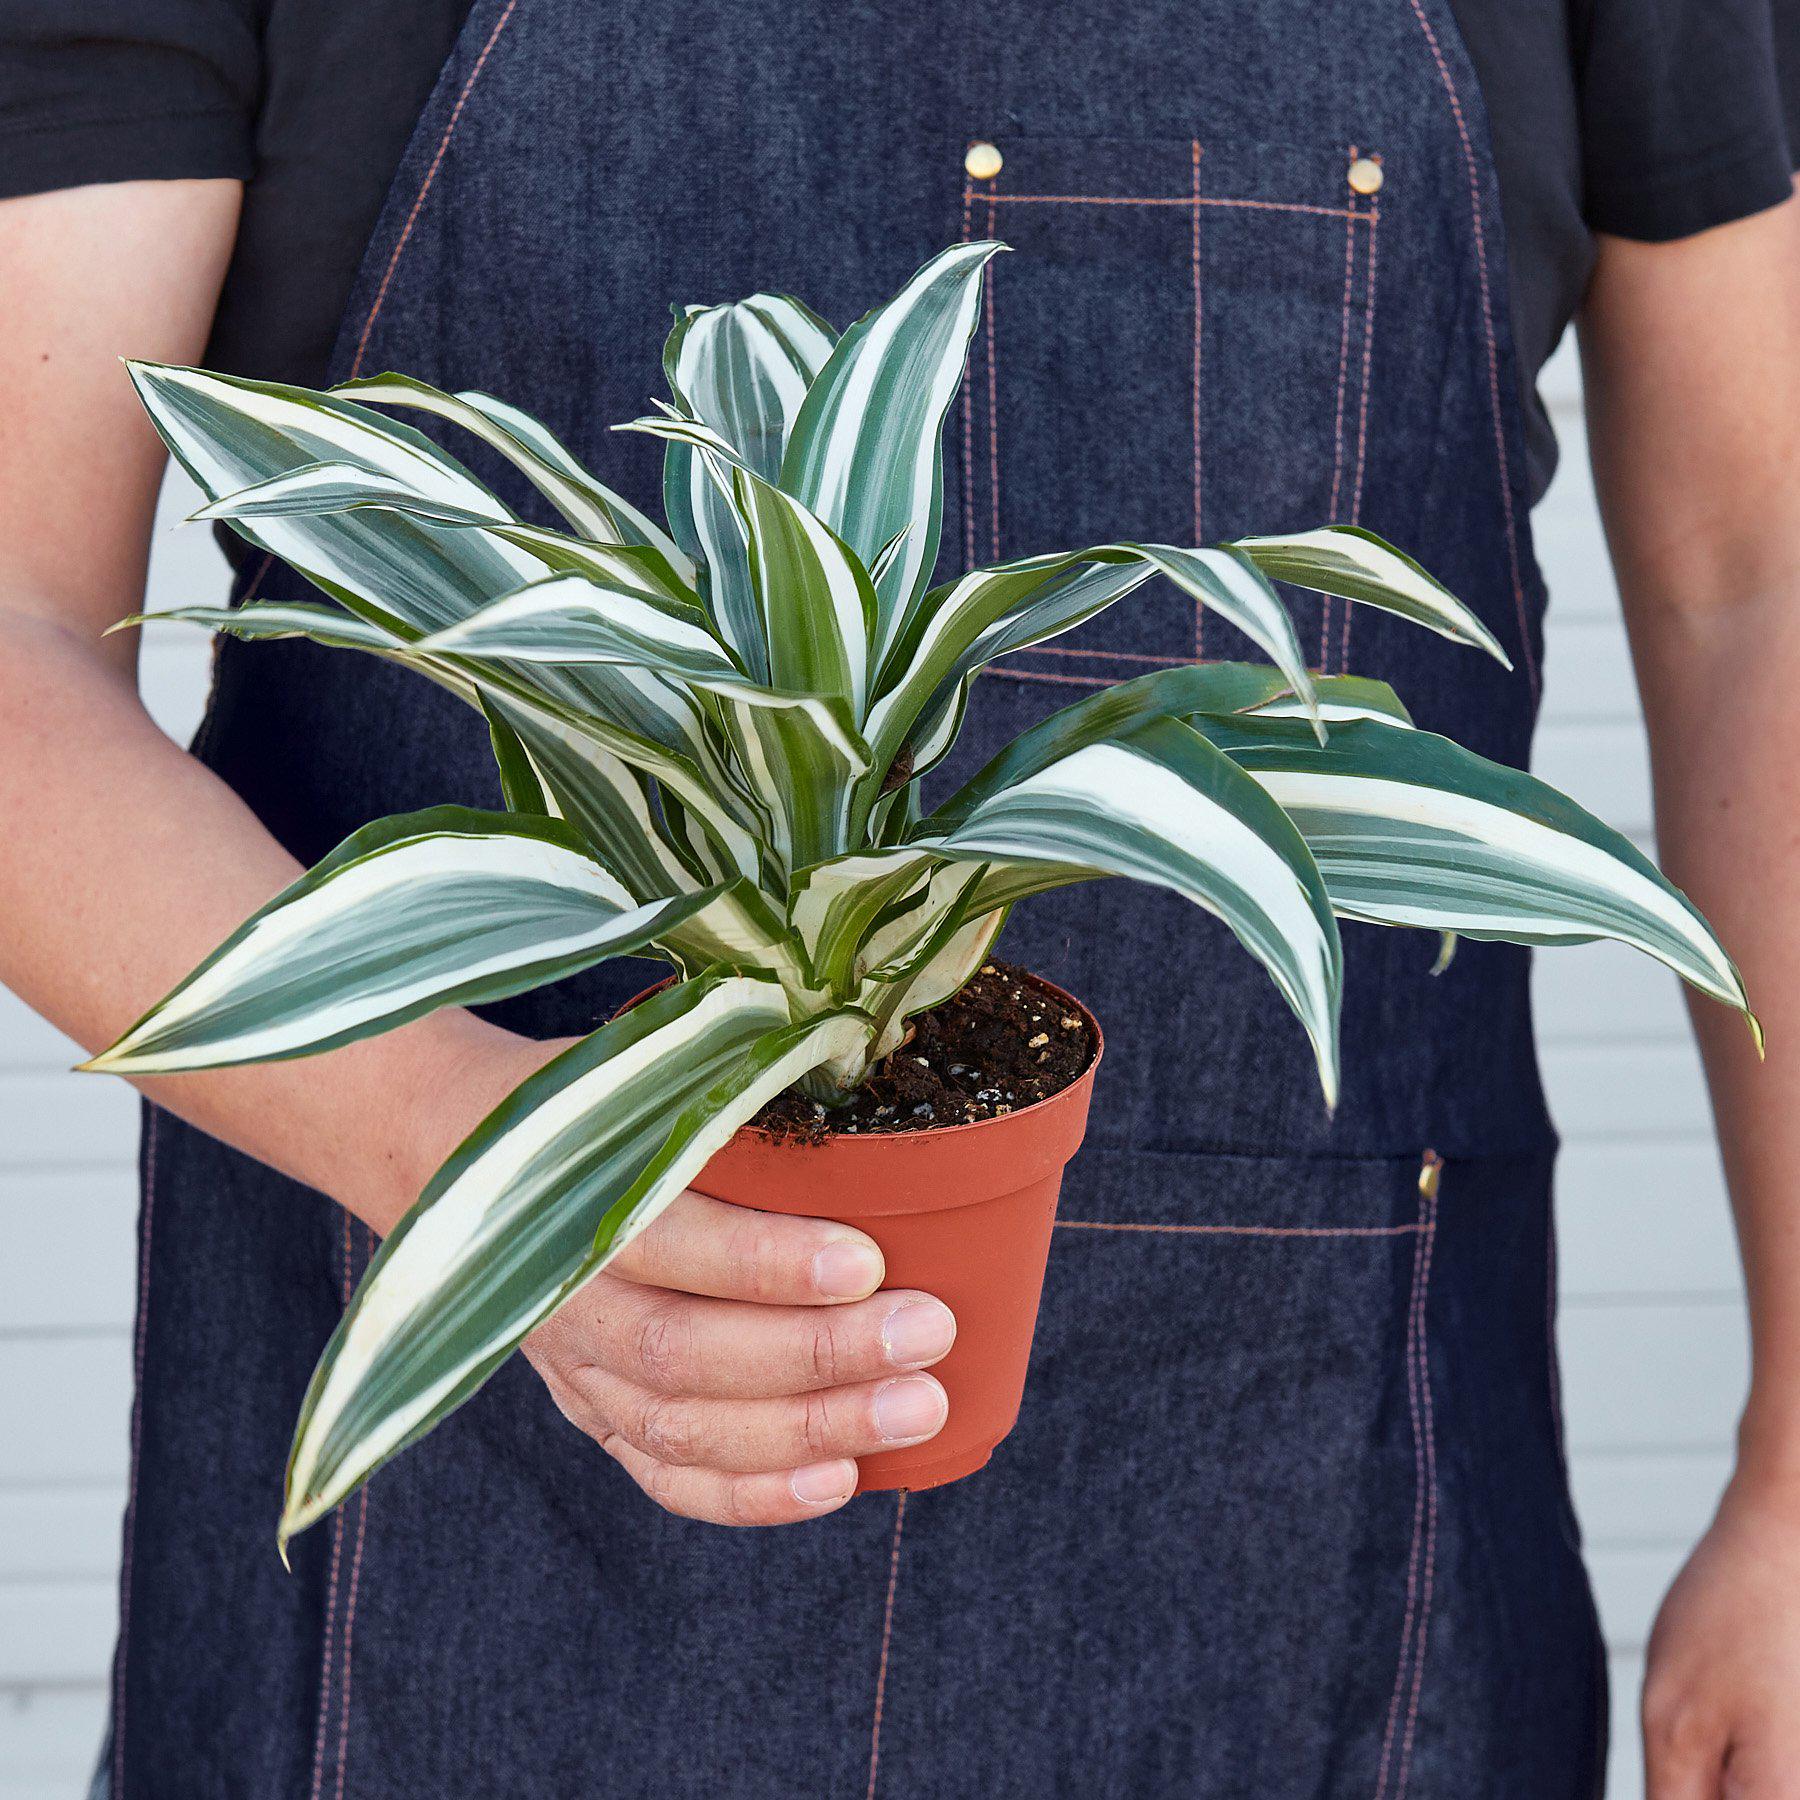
top-left (111, 1108), bottom-right (160, 1794)
top-left (349, 0), bottom-right (520, 378)
top-left (960, 184), bottom-right (977, 572)
top-left (1405, 0), bottom-right (1538, 698)
top-left (987, 193), bottom-right (1369, 220)
top-left (308, 1211), bottom-right (357, 1800)
top-left (1396, 1162), bottom-right (1442, 1796)
top-left (1323, 157), bottom-right (1360, 667)
top-left (1339, 199), bottom-right (1382, 674)
top-left (1190, 138), bottom-right (1205, 655)
top-left (1057, 1219), bottom-right (1427, 1238)
top-left (990, 667), bottom-right (1113, 688)
top-left (1029, 644), bottom-right (1194, 665)
top-left (332, 1485), bottom-right (371, 1800)
top-left (1375, 1151), bottom-right (1441, 1799)
top-left (984, 189), bottom-right (1001, 562)
top-left (865, 1491), bottom-right (907, 1799)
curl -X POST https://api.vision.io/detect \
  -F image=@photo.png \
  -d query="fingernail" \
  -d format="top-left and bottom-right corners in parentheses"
top-left (813, 1239), bottom-right (883, 1299)
top-left (874, 1376), bottom-right (948, 1444)
top-left (790, 1459), bottom-right (857, 1505)
top-left (881, 1298), bottom-right (957, 1367)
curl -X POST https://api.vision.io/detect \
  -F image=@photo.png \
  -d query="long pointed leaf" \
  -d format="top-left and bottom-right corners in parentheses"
top-left (333, 372), bottom-right (692, 571)
top-left (83, 810), bottom-right (731, 1074)
top-left (279, 975), bottom-right (873, 1544)
top-left (1229, 526), bottom-right (1511, 667)
top-left (1199, 714), bottom-right (1754, 1032)
top-left (781, 241), bottom-right (1007, 647)
top-left (916, 716), bottom-right (1344, 1102)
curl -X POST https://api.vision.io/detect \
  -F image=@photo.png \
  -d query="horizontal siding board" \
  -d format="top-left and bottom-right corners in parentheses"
top-left (0, 1078), bottom-right (139, 1171)
top-left (0, 1689), bottom-right (108, 1792)
top-left (1531, 939), bottom-right (1696, 1046)
top-left (0, 1583), bottom-right (117, 1686)
top-left (0, 1340), bottom-right (131, 1485)
top-left (0, 1173), bottom-right (138, 1332)
top-left (1554, 1145), bottom-right (1738, 1299)
top-left (1539, 614), bottom-right (1641, 725)
top-left (1539, 1044), bottom-right (1717, 1141)
top-left (1569, 1450), bottom-right (1729, 1549)
top-left (0, 1492), bottom-right (124, 1582)
top-left (1557, 1301), bottom-right (1748, 1454)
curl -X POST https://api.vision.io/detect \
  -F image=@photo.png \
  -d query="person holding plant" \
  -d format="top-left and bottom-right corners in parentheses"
top-left (2, 3), bottom-right (1799, 1798)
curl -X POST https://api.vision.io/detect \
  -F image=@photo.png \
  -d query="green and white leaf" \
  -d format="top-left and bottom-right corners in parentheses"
top-left (84, 809), bottom-right (729, 1074)
top-left (1230, 526), bottom-right (1511, 668)
top-left (334, 372), bottom-right (691, 569)
top-left (916, 716), bottom-right (1344, 1102)
top-left (1201, 714), bottom-right (1755, 1033)
top-left (189, 460), bottom-right (514, 530)
top-left (781, 240), bottom-right (1007, 647)
top-left (127, 362), bottom-right (552, 638)
top-left (866, 541), bottom-right (1324, 792)
top-left (280, 974), bottom-right (874, 1544)
top-left (417, 574), bottom-right (742, 684)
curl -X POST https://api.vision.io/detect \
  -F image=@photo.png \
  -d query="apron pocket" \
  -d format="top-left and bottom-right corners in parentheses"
top-left (950, 131), bottom-right (1386, 681)
top-left (872, 1145), bottom-right (1439, 1798)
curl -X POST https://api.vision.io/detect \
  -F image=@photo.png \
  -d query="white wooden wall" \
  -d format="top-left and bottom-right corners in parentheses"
top-left (0, 346), bottom-right (1743, 1794)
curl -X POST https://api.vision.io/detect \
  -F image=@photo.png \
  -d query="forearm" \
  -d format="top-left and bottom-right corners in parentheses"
top-left (0, 603), bottom-right (546, 1232)
top-left (1629, 576), bottom-right (1800, 1478)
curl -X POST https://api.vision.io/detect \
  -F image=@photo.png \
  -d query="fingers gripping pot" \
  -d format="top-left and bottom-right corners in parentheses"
top-left (640, 974), bottom-right (1102, 1493)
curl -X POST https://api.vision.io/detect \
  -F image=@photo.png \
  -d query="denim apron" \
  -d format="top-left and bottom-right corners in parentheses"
top-left (108, 1), bottom-right (1610, 1793)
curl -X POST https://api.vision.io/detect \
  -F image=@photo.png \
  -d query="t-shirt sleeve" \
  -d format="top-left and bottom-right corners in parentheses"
top-left (0, 0), bottom-right (261, 202)
top-left (1578, 0), bottom-right (1799, 241)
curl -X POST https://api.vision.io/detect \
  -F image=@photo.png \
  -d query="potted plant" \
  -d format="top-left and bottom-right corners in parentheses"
top-left (88, 242), bottom-right (1753, 1549)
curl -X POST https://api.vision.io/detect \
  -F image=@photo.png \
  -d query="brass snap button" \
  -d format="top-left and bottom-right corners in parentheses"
top-left (964, 141), bottom-right (1004, 181)
top-left (1347, 155), bottom-right (1384, 196)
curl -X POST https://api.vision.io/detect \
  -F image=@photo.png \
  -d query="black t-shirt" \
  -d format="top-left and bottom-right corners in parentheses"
top-left (2, 0), bottom-right (1796, 503)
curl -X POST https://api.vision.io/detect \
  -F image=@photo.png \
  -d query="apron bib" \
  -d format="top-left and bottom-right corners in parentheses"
top-left (110, 3), bottom-right (1607, 1793)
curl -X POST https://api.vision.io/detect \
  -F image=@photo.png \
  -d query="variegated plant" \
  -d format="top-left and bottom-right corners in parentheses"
top-left (89, 242), bottom-right (1753, 1550)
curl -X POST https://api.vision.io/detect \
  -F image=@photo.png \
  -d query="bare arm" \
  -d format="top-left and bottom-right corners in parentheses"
top-left (2, 181), bottom-right (950, 1525)
top-left (0, 179), bottom-right (543, 1227)
top-left (1579, 183), bottom-right (1800, 1795)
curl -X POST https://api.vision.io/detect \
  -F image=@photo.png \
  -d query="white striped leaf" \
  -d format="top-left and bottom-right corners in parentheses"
top-left (915, 716), bottom-right (1344, 1103)
top-left (732, 466), bottom-right (875, 714)
top-left (114, 600), bottom-right (409, 655)
top-left (1229, 526), bottom-right (1511, 667)
top-left (417, 573), bottom-right (743, 684)
top-left (333, 372), bottom-right (692, 570)
top-left (781, 240), bottom-right (1008, 649)
top-left (708, 684), bottom-right (873, 875)
top-left (661, 295), bottom-right (837, 667)
top-left (788, 849), bottom-right (939, 992)
top-left (626, 420), bottom-right (880, 711)
top-left (82, 809), bottom-right (736, 1075)
top-left (480, 690), bottom-right (720, 899)
top-left (1201, 715), bottom-right (1755, 1032)
top-left (128, 598), bottom-right (748, 898)
top-left (1243, 674), bottom-right (1415, 728)
top-left (662, 293), bottom-right (836, 482)
top-left (189, 460), bottom-right (513, 529)
top-left (618, 410), bottom-right (764, 669)
top-left (128, 362), bottom-right (552, 638)
top-left (280, 974), bottom-right (874, 1544)
top-left (865, 542), bottom-right (1324, 798)
top-left (480, 524), bottom-right (698, 604)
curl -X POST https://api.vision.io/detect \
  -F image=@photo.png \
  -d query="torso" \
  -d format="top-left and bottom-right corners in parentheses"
top-left (111, 5), bottom-right (1607, 1793)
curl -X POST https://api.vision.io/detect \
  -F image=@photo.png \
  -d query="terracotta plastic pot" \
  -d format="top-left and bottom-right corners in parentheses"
top-left (623, 973), bottom-right (1102, 1493)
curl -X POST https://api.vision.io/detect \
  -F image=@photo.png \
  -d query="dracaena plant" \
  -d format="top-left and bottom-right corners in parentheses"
top-left (89, 241), bottom-right (1753, 1549)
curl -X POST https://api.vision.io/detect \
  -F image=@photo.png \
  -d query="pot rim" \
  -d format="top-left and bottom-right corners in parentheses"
top-left (618, 966), bottom-right (1104, 1148)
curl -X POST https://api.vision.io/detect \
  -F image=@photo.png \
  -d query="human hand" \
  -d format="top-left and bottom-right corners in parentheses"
top-left (522, 1189), bottom-right (954, 1525)
top-left (1643, 1466), bottom-right (1800, 1796)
